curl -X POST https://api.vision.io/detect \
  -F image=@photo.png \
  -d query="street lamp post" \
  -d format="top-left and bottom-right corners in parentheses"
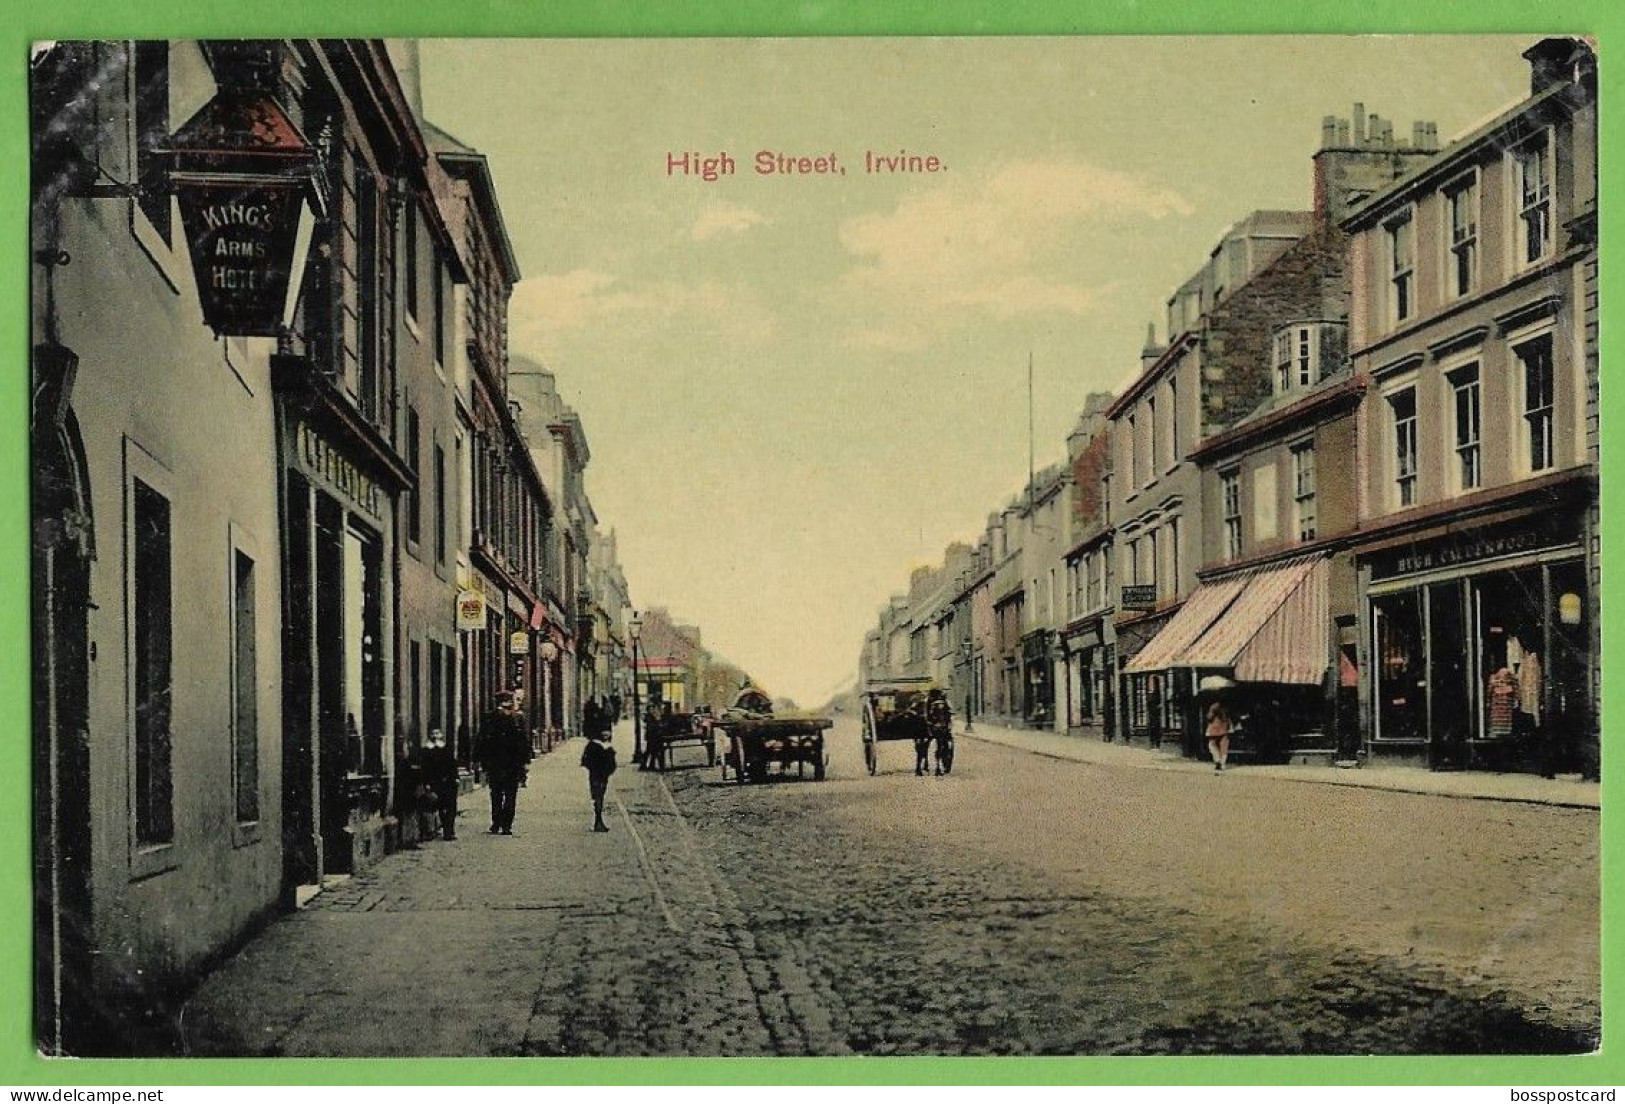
top-left (960, 639), bottom-right (975, 734)
top-left (629, 611), bottom-right (644, 764)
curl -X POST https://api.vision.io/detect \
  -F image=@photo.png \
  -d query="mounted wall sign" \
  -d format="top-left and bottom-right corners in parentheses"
top-left (163, 88), bottom-right (324, 336)
top-left (455, 590), bottom-right (487, 631)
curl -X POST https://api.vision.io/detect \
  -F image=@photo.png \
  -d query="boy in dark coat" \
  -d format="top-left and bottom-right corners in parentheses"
top-left (580, 730), bottom-right (617, 833)
top-left (418, 728), bottom-right (461, 840)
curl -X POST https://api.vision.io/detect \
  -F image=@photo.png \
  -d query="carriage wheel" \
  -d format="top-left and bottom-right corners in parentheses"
top-left (862, 700), bottom-right (878, 776)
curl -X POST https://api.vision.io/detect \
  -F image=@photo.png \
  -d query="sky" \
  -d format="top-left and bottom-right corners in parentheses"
top-left (417, 35), bottom-right (1532, 707)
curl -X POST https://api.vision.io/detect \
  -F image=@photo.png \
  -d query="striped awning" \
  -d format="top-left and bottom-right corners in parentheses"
top-left (1122, 575), bottom-right (1247, 674)
top-left (1182, 557), bottom-right (1330, 685)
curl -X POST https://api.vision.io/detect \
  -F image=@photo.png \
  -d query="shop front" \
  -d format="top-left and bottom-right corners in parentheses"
top-left (275, 360), bottom-right (409, 890)
top-left (1021, 629), bottom-right (1055, 728)
top-left (1360, 514), bottom-right (1593, 775)
top-left (1062, 619), bottom-right (1115, 739)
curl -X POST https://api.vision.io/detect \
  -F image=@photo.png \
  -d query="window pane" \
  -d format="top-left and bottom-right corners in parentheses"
top-left (234, 550), bottom-right (258, 823)
top-left (133, 479), bottom-right (173, 843)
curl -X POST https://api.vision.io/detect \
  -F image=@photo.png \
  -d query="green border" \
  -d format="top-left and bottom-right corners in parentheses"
top-left (2, 0), bottom-right (1618, 1087)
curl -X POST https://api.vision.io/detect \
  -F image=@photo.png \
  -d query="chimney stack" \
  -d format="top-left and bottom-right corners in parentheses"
top-left (1523, 37), bottom-right (1580, 95)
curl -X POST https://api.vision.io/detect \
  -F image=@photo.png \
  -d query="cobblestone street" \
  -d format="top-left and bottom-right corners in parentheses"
top-left (176, 720), bottom-right (1599, 1057)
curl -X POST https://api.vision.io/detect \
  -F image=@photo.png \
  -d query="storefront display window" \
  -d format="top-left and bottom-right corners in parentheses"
top-left (1372, 590), bottom-right (1426, 743)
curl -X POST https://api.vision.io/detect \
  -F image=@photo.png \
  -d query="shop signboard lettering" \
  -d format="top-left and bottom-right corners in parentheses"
top-left (175, 180), bottom-right (308, 336)
top-left (1373, 524), bottom-right (1573, 581)
top-left (510, 630), bottom-right (530, 655)
top-left (291, 419), bottom-right (384, 521)
top-left (1121, 584), bottom-right (1156, 610)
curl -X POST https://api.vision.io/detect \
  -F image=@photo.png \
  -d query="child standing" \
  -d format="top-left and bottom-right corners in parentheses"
top-left (580, 729), bottom-right (618, 833)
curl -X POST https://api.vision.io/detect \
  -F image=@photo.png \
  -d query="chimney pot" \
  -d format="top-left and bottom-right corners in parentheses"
top-left (1524, 37), bottom-right (1579, 95)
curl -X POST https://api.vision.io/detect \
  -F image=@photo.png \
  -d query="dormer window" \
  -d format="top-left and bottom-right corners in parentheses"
top-left (1272, 324), bottom-right (1322, 394)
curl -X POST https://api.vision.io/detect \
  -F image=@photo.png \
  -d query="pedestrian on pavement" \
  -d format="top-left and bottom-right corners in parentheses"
top-left (476, 690), bottom-right (532, 835)
top-left (1205, 698), bottom-right (1233, 772)
top-left (580, 727), bottom-right (618, 833)
top-left (583, 697), bottom-right (603, 745)
top-left (418, 727), bottom-right (461, 841)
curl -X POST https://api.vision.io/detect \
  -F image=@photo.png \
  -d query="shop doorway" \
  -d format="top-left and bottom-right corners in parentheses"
top-left (1428, 581), bottom-right (1471, 769)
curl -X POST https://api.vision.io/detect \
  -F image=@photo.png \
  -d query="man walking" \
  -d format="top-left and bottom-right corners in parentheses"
top-left (476, 690), bottom-right (531, 835)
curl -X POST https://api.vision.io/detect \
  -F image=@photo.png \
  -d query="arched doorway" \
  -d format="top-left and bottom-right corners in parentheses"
top-left (32, 370), bottom-right (94, 1056)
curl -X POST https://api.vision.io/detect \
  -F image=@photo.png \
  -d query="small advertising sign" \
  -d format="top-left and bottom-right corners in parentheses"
top-left (456, 589), bottom-right (486, 631)
top-left (1120, 584), bottom-right (1157, 611)
top-left (509, 630), bottom-right (531, 655)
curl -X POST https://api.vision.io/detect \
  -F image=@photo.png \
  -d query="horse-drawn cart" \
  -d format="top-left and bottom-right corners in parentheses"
top-left (715, 686), bottom-right (832, 784)
top-left (860, 678), bottom-right (955, 776)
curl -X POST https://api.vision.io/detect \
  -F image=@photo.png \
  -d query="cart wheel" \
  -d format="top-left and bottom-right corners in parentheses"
top-left (862, 699), bottom-right (878, 776)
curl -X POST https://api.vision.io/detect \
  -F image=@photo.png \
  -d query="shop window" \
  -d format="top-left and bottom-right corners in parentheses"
top-left (1517, 335), bottom-right (1555, 472)
top-left (1292, 442), bottom-right (1317, 541)
top-left (1515, 136), bottom-right (1552, 267)
top-left (132, 478), bottom-right (174, 844)
top-left (1372, 591), bottom-right (1426, 743)
top-left (1220, 468), bottom-right (1242, 560)
top-left (1446, 176), bottom-right (1478, 298)
top-left (1474, 568), bottom-right (1547, 752)
top-left (1388, 388), bottom-right (1418, 507)
top-left (232, 549), bottom-right (258, 824)
top-left (1449, 364), bottom-right (1482, 491)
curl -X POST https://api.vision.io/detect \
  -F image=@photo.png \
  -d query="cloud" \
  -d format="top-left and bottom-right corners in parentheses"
top-left (691, 203), bottom-right (767, 242)
top-left (509, 268), bottom-right (776, 353)
top-left (833, 156), bottom-right (1192, 349)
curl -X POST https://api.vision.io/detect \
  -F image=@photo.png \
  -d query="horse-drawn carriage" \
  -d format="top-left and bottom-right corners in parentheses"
top-left (860, 678), bottom-right (955, 776)
top-left (715, 686), bottom-right (833, 784)
top-left (646, 706), bottom-right (716, 770)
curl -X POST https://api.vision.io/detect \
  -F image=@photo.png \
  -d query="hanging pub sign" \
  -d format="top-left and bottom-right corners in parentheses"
top-left (455, 590), bottom-right (487, 631)
top-left (162, 84), bottom-right (325, 337)
top-left (510, 630), bottom-right (531, 656)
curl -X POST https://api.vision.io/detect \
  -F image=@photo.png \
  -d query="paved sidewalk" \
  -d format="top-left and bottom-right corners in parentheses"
top-left (964, 720), bottom-right (1600, 809)
top-left (173, 721), bottom-right (813, 1056)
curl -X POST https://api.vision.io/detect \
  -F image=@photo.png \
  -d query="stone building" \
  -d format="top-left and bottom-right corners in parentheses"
top-left (1342, 39), bottom-right (1597, 775)
top-left (1059, 394), bottom-right (1115, 737)
top-left (1118, 106), bottom-right (1438, 755)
